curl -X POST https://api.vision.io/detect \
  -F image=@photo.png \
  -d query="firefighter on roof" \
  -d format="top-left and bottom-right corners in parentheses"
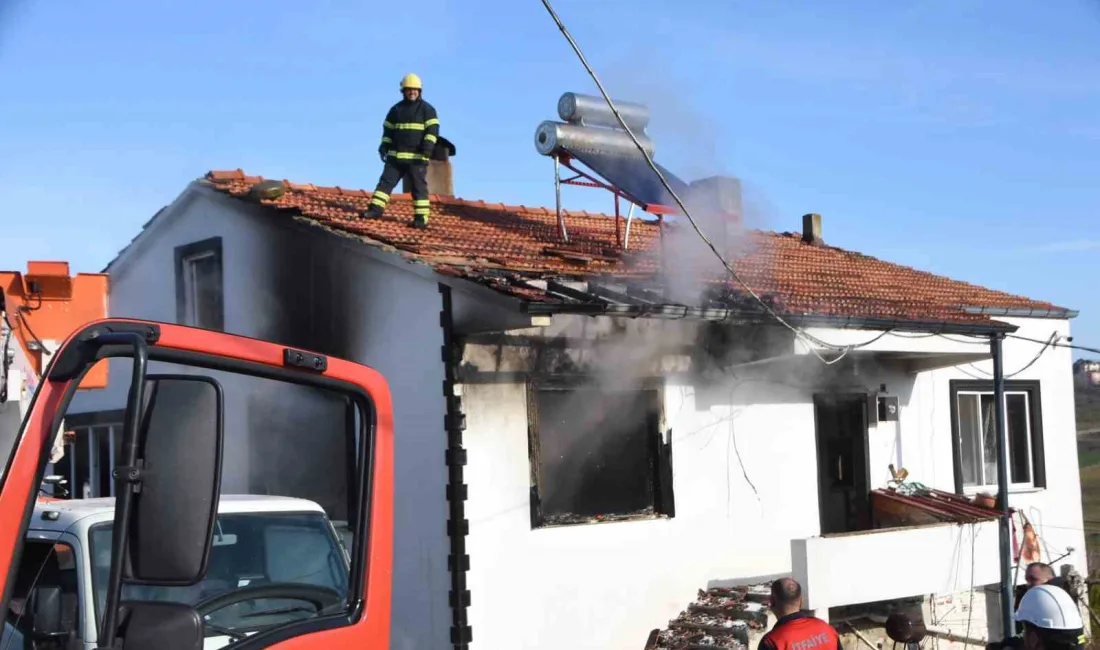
top-left (362, 73), bottom-right (439, 228)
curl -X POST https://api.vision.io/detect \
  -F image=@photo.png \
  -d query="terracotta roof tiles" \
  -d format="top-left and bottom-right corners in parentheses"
top-left (201, 170), bottom-right (1070, 329)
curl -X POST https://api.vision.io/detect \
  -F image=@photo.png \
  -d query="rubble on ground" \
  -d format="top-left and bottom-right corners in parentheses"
top-left (646, 585), bottom-right (771, 649)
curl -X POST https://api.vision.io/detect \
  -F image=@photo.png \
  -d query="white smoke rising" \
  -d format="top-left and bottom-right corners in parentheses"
top-left (592, 58), bottom-right (777, 308)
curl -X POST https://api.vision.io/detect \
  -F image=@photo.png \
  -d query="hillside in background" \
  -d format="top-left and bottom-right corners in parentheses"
top-left (1075, 383), bottom-right (1100, 586)
top-left (1079, 381), bottom-right (1100, 435)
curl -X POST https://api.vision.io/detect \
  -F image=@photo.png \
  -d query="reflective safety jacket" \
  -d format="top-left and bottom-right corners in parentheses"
top-left (758, 612), bottom-right (842, 650)
top-left (379, 98), bottom-right (439, 163)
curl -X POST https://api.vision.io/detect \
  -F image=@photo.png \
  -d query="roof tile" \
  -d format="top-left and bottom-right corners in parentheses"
top-left (201, 170), bottom-right (1068, 327)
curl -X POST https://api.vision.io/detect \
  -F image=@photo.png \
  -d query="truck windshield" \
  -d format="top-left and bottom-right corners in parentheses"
top-left (89, 511), bottom-right (349, 636)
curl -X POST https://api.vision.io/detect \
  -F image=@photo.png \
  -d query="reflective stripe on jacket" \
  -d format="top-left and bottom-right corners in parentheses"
top-left (380, 99), bottom-right (439, 162)
top-left (758, 612), bottom-right (842, 650)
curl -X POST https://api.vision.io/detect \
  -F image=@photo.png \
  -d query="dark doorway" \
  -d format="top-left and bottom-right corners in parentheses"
top-left (814, 394), bottom-right (871, 535)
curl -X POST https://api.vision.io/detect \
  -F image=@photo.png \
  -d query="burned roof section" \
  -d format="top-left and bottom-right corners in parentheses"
top-left (197, 169), bottom-right (1073, 333)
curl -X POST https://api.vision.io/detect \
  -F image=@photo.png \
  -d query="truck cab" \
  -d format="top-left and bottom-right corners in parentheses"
top-left (0, 319), bottom-right (394, 649)
top-left (4, 495), bottom-right (352, 649)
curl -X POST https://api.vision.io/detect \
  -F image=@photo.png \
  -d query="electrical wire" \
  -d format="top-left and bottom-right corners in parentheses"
top-left (15, 307), bottom-right (45, 351)
top-left (960, 332), bottom-right (1060, 379)
top-left (538, 0), bottom-right (896, 365)
top-left (1009, 334), bottom-right (1100, 357)
top-left (539, 0), bottom-right (1100, 373)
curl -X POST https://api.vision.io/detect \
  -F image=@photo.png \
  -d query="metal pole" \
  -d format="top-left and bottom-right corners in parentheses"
top-left (68, 443), bottom-right (76, 498)
top-left (615, 195), bottom-right (621, 248)
top-left (554, 156), bottom-right (569, 243)
top-left (108, 425), bottom-right (116, 497)
top-left (623, 203), bottom-right (636, 251)
top-left (88, 427), bottom-right (97, 498)
top-left (991, 333), bottom-right (1014, 641)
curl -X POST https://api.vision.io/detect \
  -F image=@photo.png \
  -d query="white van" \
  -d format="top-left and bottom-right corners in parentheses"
top-left (2, 495), bottom-right (351, 650)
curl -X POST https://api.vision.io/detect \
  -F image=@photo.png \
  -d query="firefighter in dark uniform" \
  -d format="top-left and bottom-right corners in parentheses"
top-left (759, 578), bottom-right (843, 650)
top-left (362, 73), bottom-right (439, 228)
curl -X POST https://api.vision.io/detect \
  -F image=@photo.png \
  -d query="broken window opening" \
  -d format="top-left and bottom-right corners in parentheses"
top-left (527, 381), bottom-right (674, 528)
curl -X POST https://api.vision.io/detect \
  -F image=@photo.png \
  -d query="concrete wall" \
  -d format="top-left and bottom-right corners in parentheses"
top-left (793, 520), bottom-right (1002, 611)
top-left (68, 187), bottom-right (451, 650)
top-left (459, 315), bottom-right (1085, 649)
top-left (62, 185), bottom-right (1085, 648)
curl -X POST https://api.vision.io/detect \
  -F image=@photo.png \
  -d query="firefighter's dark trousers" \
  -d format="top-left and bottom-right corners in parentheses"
top-left (369, 160), bottom-right (430, 225)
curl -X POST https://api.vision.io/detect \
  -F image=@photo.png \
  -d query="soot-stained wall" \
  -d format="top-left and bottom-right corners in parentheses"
top-left (228, 197), bottom-right (454, 650)
top-left (71, 187), bottom-right (453, 650)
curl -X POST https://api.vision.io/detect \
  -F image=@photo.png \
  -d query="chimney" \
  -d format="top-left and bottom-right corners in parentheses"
top-left (403, 136), bottom-right (456, 197)
top-left (684, 176), bottom-right (743, 256)
top-left (802, 213), bottom-right (822, 245)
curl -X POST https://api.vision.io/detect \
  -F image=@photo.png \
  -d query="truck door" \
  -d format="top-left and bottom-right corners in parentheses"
top-left (0, 320), bottom-right (394, 650)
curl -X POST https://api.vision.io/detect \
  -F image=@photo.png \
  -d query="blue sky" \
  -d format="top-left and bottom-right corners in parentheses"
top-left (1, 1), bottom-right (1098, 352)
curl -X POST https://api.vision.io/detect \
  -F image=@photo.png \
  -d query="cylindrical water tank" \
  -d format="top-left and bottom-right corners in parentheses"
top-left (557, 92), bottom-right (650, 131)
top-left (534, 121), bottom-right (655, 158)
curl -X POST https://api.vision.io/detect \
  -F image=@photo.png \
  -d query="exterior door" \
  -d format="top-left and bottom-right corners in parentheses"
top-left (814, 393), bottom-right (871, 535)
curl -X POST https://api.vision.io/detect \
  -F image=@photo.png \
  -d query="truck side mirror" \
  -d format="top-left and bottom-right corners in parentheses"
top-left (29, 585), bottom-right (66, 639)
top-left (126, 375), bottom-right (225, 584)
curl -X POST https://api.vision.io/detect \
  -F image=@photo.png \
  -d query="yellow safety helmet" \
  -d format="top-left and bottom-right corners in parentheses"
top-left (400, 73), bottom-right (422, 90)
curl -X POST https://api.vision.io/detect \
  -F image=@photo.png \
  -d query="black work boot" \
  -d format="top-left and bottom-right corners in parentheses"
top-left (361, 205), bottom-right (383, 220)
top-left (413, 216), bottom-right (428, 229)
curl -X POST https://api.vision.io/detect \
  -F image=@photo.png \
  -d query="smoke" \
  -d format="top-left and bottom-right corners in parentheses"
top-left (516, 56), bottom-right (815, 518)
top-left (592, 55), bottom-right (778, 308)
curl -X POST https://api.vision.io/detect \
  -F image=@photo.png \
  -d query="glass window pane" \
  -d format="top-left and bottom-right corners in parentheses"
top-left (188, 254), bottom-right (220, 329)
top-left (980, 394), bottom-right (998, 486)
top-left (1007, 394), bottom-right (1031, 483)
top-left (958, 394), bottom-right (982, 486)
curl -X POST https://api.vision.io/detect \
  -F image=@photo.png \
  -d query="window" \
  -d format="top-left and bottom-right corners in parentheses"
top-left (174, 237), bottom-right (224, 330)
top-left (2, 541), bottom-right (80, 647)
top-left (950, 380), bottom-right (1045, 492)
top-left (90, 513), bottom-right (349, 633)
top-left (527, 383), bottom-right (674, 528)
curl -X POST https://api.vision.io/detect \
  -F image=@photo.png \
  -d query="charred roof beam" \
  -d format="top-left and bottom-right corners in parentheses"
top-left (545, 279), bottom-right (612, 306)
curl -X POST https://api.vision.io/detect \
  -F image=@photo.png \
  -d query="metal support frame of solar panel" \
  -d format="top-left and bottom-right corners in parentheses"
top-left (557, 149), bottom-right (687, 215)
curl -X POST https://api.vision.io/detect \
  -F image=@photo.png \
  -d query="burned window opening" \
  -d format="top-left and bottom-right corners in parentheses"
top-left (527, 381), bottom-right (673, 528)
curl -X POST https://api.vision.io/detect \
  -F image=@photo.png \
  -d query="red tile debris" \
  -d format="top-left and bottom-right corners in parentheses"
top-left (871, 487), bottom-right (1001, 527)
top-left (201, 170), bottom-right (1068, 327)
top-left (647, 586), bottom-right (770, 649)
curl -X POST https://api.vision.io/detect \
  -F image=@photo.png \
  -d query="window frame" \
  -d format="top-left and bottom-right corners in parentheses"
top-left (949, 379), bottom-right (1046, 494)
top-left (174, 237), bottom-right (224, 331)
top-left (525, 378), bottom-right (674, 529)
top-left (3, 537), bottom-right (82, 644)
top-left (87, 510), bottom-right (352, 633)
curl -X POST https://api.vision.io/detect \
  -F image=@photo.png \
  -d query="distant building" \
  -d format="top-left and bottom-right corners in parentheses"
top-left (1074, 359), bottom-right (1100, 386)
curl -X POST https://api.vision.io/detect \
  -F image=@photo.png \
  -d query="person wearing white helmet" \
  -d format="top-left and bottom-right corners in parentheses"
top-left (1014, 583), bottom-right (1087, 650)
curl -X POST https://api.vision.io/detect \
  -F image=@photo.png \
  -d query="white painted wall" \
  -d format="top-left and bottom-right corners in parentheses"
top-left (460, 315), bottom-right (1085, 648)
top-left (61, 185), bottom-right (1085, 648)
top-left (793, 520), bottom-right (1002, 610)
top-left (67, 186), bottom-right (452, 649)
top-left (887, 317), bottom-right (1087, 579)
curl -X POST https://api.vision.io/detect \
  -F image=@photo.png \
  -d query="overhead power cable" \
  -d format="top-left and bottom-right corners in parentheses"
top-left (538, 0), bottom-right (885, 365)
top-left (539, 0), bottom-right (1092, 367)
top-left (1008, 333), bottom-right (1100, 357)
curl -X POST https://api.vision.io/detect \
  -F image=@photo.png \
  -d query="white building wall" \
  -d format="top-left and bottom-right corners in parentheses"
top-left (62, 185), bottom-right (1085, 648)
top-left (68, 187), bottom-right (452, 650)
top-left (900, 317), bottom-right (1087, 579)
top-left (462, 317), bottom-right (1084, 648)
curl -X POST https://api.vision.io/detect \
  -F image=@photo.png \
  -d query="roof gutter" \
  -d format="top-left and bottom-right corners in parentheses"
top-left (962, 305), bottom-right (1079, 319)
top-left (520, 301), bottom-right (1017, 336)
